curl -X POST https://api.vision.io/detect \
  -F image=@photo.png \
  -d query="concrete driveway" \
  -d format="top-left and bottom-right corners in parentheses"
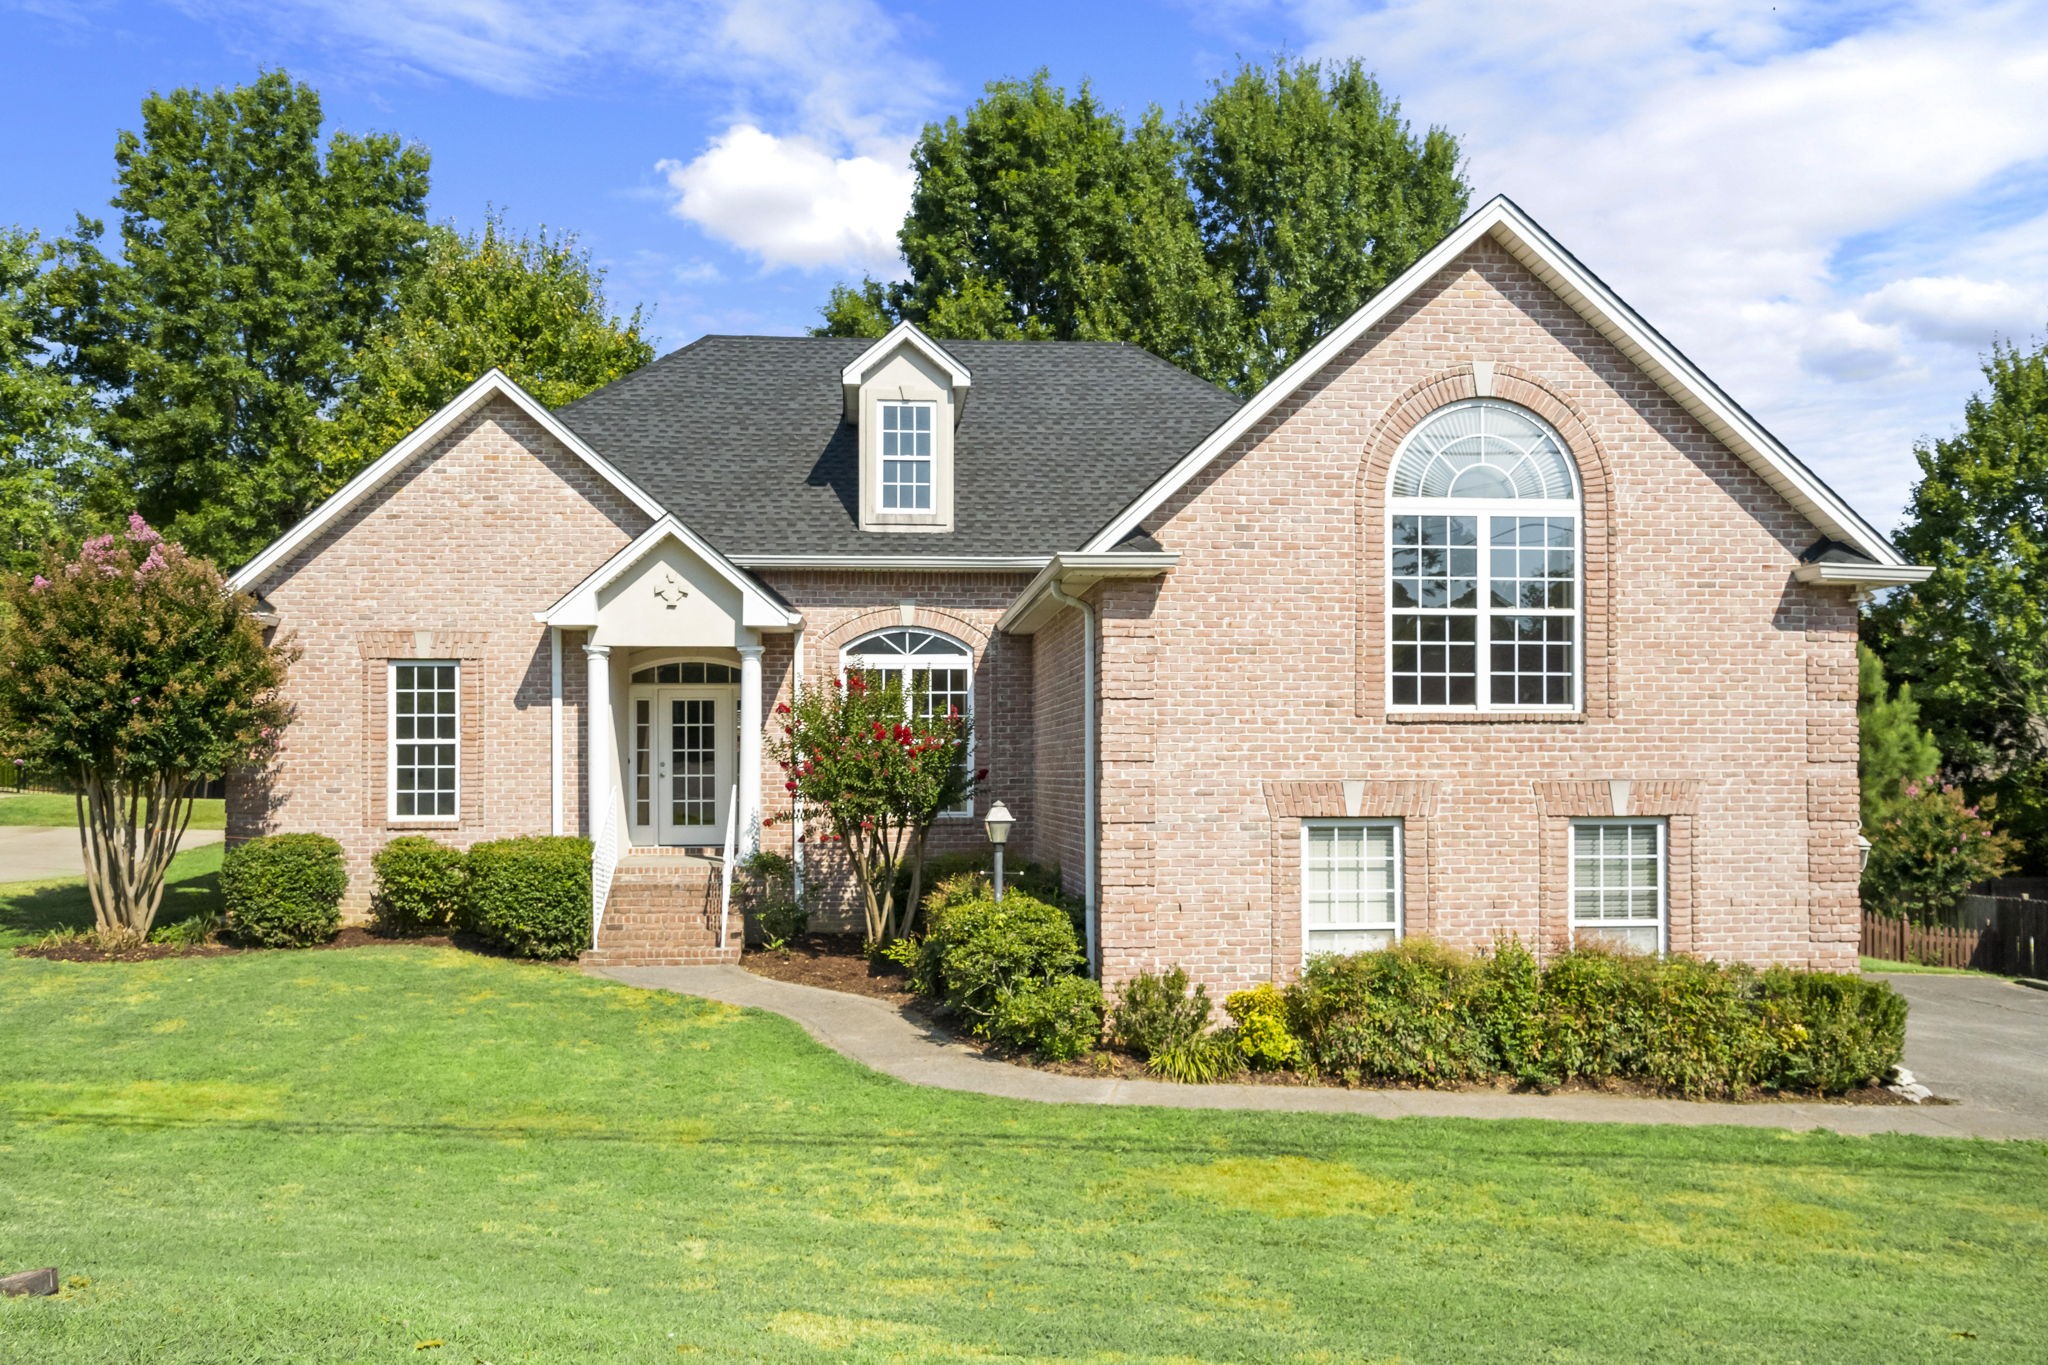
top-left (0, 825), bottom-right (223, 883)
top-left (1884, 972), bottom-right (2048, 1130)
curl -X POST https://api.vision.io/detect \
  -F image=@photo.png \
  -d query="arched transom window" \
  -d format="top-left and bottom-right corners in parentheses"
top-left (841, 628), bottom-right (975, 814)
top-left (1386, 399), bottom-right (1581, 710)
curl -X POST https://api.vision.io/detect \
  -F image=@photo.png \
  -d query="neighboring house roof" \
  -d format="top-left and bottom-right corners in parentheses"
top-left (227, 370), bottom-right (668, 594)
top-left (1084, 195), bottom-right (1925, 579)
top-left (553, 336), bottom-right (1242, 560)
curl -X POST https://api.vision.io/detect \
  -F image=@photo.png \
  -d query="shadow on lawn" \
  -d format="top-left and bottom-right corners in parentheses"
top-left (0, 863), bottom-right (223, 943)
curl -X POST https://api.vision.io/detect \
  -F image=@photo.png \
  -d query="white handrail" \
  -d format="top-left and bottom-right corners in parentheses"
top-left (591, 802), bottom-right (619, 943)
top-left (718, 785), bottom-right (738, 950)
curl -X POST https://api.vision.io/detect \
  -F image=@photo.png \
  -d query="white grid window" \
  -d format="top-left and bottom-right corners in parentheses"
top-left (842, 628), bottom-right (973, 816)
top-left (390, 661), bottom-right (457, 819)
top-left (879, 402), bottom-right (934, 511)
top-left (1388, 400), bottom-right (1581, 713)
top-left (1302, 821), bottom-right (1402, 958)
top-left (1571, 820), bottom-right (1666, 954)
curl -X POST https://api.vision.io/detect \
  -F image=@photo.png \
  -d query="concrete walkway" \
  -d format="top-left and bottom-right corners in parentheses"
top-left (0, 825), bottom-right (223, 884)
top-left (589, 964), bottom-right (2048, 1140)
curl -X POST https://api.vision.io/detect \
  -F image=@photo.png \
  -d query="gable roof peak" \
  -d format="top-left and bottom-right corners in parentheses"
top-left (840, 321), bottom-right (973, 421)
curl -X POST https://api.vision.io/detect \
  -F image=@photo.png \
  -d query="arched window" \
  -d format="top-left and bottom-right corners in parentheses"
top-left (1386, 400), bottom-right (1581, 710)
top-left (841, 628), bottom-right (975, 814)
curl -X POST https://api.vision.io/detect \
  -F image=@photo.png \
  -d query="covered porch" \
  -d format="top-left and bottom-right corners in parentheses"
top-left (538, 516), bottom-right (800, 960)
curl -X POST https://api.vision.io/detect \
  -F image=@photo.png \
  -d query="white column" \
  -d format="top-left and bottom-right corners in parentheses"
top-left (737, 640), bottom-right (764, 856)
top-left (549, 627), bottom-right (564, 836)
top-left (584, 642), bottom-right (611, 839)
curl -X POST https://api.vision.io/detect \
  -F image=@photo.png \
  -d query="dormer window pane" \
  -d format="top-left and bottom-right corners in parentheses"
top-left (880, 402), bottom-right (934, 510)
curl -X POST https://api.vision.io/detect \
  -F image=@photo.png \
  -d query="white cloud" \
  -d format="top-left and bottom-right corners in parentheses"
top-left (657, 126), bottom-right (911, 273)
top-left (1220, 0), bottom-right (2048, 527)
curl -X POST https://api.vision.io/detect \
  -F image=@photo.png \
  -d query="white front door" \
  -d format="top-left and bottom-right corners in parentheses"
top-left (655, 687), bottom-right (730, 846)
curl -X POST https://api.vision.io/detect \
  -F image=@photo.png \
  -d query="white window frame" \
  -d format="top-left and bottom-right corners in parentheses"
top-left (1568, 818), bottom-right (1668, 955)
top-left (1385, 400), bottom-right (1583, 715)
top-left (1300, 819), bottom-right (1404, 962)
top-left (840, 628), bottom-right (975, 818)
top-left (388, 660), bottom-right (459, 822)
top-left (878, 400), bottom-right (936, 512)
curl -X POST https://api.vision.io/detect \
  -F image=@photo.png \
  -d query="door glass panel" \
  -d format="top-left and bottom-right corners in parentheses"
top-left (633, 699), bottom-right (651, 826)
top-left (670, 697), bottom-right (718, 828)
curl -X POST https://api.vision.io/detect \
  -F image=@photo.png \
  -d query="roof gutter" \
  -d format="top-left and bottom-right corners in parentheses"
top-left (1792, 562), bottom-right (1933, 588)
top-left (997, 551), bottom-right (1179, 635)
top-left (735, 553), bottom-right (1051, 573)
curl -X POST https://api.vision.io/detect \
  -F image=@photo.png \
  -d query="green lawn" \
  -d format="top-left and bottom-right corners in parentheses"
top-left (0, 943), bottom-right (2043, 1360)
top-left (1862, 956), bottom-right (1999, 977)
top-left (0, 843), bottom-right (223, 948)
top-left (0, 791), bottom-right (226, 828)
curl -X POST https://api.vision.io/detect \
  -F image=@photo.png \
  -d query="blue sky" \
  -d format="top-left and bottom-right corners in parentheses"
top-left (7, 0), bottom-right (2048, 532)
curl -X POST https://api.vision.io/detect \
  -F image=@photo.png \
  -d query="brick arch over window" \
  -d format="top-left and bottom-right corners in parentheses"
top-left (817, 605), bottom-right (993, 657)
top-left (1353, 364), bottom-right (1616, 719)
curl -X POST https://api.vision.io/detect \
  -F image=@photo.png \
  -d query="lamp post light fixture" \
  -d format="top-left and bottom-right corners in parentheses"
top-left (984, 799), bottom-right (1015, 903)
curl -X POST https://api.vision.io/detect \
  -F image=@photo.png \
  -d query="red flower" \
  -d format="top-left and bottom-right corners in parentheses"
top-left (785, 781), bottom-right (798, 792)
top-left (775, 702), bottom-right (791, 715)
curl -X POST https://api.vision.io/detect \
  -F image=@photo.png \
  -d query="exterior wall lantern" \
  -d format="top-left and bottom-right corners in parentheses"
top-left (983, 799), bottom-right (1015, 903)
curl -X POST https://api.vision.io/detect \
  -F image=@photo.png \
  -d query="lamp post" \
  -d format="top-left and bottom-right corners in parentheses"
top-left (984, 800), bottom-right (1015, 903)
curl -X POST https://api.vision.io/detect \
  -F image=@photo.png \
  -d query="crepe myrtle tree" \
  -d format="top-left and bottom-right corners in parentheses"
top-left (767, 672), bottom-right (979, 944)
top-left (0, 517), bottom-right (293, 938)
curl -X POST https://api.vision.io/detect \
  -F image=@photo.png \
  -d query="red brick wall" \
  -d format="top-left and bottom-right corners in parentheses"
top-left (1096, 239), bottom-right (1862, 994)
top-left (1031, 606), bottom-right (1088, 901)
top-left (227, 396), bottom-right (646, 911)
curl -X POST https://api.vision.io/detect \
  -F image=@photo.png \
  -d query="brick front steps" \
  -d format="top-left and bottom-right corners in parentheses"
top-left (578, 853), bottom-right (741, 968)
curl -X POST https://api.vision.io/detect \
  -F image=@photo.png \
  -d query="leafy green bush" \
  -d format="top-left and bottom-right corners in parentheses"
top-left (465, 835), bottom-right (592, 959)
top-left (1111, 966), bottom-right (1213, 1059)
top-left (1148, 1031), bottom-right (1241, 1084)
top-left (911, 888), bottom-right (1085, 1038)
top-left (1526, 946), bottom-right (1651, 1083)
top-left (1224, 982), bottom-right (1300, 1070)
top-left (1286, 939), bottom-right (1491, 1083)
top-left (148, 912), bottom-right (224, 948)
top-left (1471, 937), bottom-right (1544, 1081)
top-left (221, 833), bottom-right (347, 948)
top-left (990, 975), bottom-right (1105, 1060)
top-left (1862, 780), bottom-right (2018, 923)
top-left (739, 849), bottom-right (807, 949)
top-left (1757, 968), bottom-right (1908, 1093)
top-left (902, 851), bottom-right (1080, 940)
top-left (371, 835), bottom-right (465, 936)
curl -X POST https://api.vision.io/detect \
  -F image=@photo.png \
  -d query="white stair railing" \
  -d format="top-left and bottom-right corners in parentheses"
top-left (718, 785), bottom-right (738, 951)
top-left (591, 802), bottom-right (620, 943)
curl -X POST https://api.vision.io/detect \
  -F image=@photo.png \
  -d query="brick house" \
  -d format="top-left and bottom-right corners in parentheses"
top-left (226, 197), bottom-right (1928, 988)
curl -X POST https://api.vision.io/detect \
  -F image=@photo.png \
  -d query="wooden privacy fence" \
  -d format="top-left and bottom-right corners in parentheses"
top-left (1862, 896), bottom-right (2048, 977)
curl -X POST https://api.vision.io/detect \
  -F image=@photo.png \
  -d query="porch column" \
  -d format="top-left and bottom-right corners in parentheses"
top-left (737, 641), bottom-right (764, 856)
top-left (584, 643), bottom-right (612, 839)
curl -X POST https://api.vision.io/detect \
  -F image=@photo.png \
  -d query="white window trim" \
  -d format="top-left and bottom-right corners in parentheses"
top-left (1568, 817), bottom-right (1668, 955)
top-left (388, 659), bottom-right (459, 823)
top-left (1300, 819), bottom-right (1404, 963)
top-left (877, 400), bottom-right (936, 514)
top-left (840, 628), bottom-right (975, 818)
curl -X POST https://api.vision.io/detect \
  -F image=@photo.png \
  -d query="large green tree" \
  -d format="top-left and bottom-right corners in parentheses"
top-left (44, 71), bottom-right (430, 568)
top-left (0, 228), bottom-right (97, 574)
top-left (312, 215), bottom-right (654, 494)
top-left (1857, 642), bottom-right (1940, 828)
top-left (1869, 341), bottom-right (2048, 869)
top-left (817, 60), bottom-right (1468, 394)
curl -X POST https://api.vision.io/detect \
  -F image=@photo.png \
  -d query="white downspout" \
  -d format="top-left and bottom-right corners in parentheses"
top-left (549, 627), bottom-right (563, 836)
top-left (791, 628), bottom-right (806, 907)
top-left (1045, 579), bottom-right (1098, 977)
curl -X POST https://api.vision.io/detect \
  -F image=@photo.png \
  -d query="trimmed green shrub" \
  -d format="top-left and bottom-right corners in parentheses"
top-left (738, 849), bottom-right (807, 949)
top-left (1286, 939), bottom-right (1491, 1083)
top-left (912, 888), bottom-right (1085, 1037)
top-left (1758, 967), bottom-right (1908, 1093)
top-left (1111, 966), bottom-right (1213, 1059)
top-left (1472, 937), bottom-right (1544, 1082)
top-left (990, 975), bottom-right (1105, 1060)
top-left (371, 836), bottom-right (466, 936)
top-left (221, 834), bottom-right (347, 948)
top-left (465, 835), bottom-right (592, 959)
top-left (1527, 946), bottom-right (1652, 1082)
top-left (1148, 1031), bottom-right (1241, 1084)
top-left (898, 850), bottom-right (1070, 921)
top-left (1224, 982), bottom-right (1300, 1070)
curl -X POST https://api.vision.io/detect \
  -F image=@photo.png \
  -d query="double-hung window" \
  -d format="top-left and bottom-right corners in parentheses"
top-left (841, 628), bottom-right (973, 815)
top-left (1387, 400), bottom-right (1581, 711)
top-left (1571, 819), bottom-right (1667, 953)
top-left (879, 402), bottom-right (934, 511)
top-left (1301, 820), bottom-right (1402, 958)
top-left (390, 661), bottom-right (458, 819)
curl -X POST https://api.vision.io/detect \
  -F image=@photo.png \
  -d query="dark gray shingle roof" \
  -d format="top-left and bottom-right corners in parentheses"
top-left (554, 336), bottom-right (1240, 558)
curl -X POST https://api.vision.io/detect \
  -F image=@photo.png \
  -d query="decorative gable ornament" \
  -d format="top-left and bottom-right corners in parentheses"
top-left (654, 568), bottom-right (689, 609)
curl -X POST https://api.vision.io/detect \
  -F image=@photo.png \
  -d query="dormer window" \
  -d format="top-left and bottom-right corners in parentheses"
top-left (880, 402), bottom-right (935, 511)
top-left (842, 322), bottom-right (970, 533)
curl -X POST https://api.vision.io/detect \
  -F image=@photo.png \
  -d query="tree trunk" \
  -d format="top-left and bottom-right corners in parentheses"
top-left (75, 769), bottom-right (195, 939)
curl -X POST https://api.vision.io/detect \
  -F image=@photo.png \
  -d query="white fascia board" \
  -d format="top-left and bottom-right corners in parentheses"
top-left (538, 514), bottom-right (802, 631)
top-left (839, 321), bottom-right (972, 420)
top-left (1082, 196), bottom-right (1907, 568)
top-left (228, 369), bottom-right (668, 594)
top-left (997, 552), bottom-right (1180, 635)
top-left (1792, 562), bottom-right (1933, 587)
top-left (734, 553), bottom-right (1050, 572)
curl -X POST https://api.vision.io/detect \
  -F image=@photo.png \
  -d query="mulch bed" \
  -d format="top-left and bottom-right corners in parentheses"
top-left (737, 933), bottom-right (1921, 1106)
top-left (16, 926), bottom-right (475, 964)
